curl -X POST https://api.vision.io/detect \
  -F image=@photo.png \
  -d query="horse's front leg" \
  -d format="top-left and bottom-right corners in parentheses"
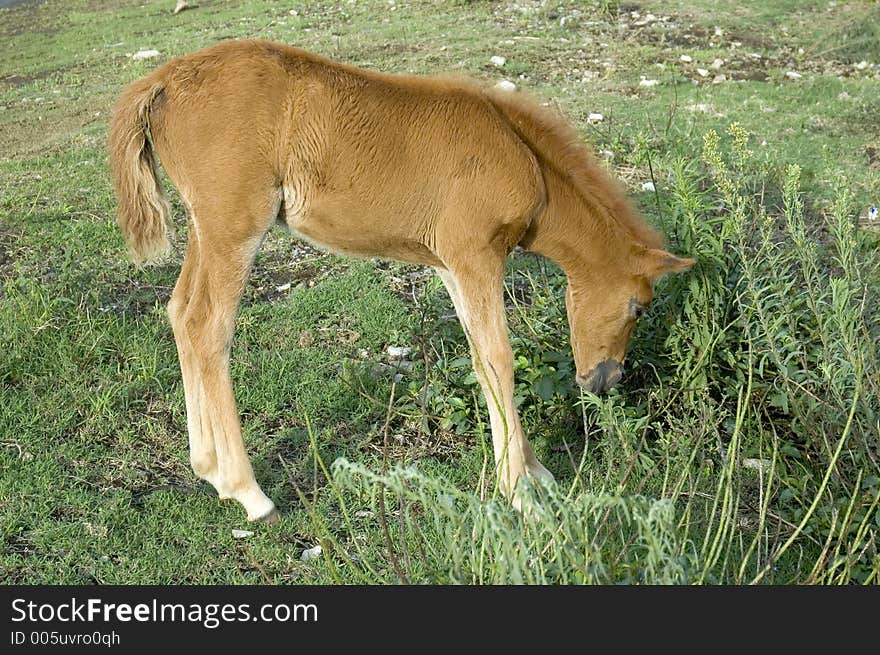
top-left (435, 261), bottom-right (554, 507)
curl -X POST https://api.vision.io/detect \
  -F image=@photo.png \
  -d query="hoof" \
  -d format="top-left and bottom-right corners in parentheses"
top-left (527, 460), bottom-right (555, 484)
top-left (253, 507), bottom-right (281, 524)
top-left (507, 461), bottom-right (555, 514)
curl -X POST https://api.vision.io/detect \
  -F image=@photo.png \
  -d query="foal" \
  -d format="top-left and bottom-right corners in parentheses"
top-left (109, 40), bottom-right (694, 522)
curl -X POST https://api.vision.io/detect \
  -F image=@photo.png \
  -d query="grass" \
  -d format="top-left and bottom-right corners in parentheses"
top-left (1, 0), bottom-right (878, 584)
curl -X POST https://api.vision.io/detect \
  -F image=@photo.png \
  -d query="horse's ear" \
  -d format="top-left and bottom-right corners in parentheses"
top-left (638, 248), bottom-right (696, 278)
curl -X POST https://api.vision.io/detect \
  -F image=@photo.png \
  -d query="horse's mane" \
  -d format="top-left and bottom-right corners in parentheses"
top-left (483, 86), bottom-right (663, 249)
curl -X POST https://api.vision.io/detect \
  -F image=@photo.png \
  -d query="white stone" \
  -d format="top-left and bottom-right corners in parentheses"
top-left (711, 58), bottom-right (724, 69)
top-left (639, 79), bottom-right (659, 87)
top-left (490, 55), bottom-right (507, 67)
top-left (641, 181), bottom-right (656, 192)
top-left (785, 71), bottom-right (803, 80)
top-left (696, 68), bottom-right (709, 77)
top-left (587, 112), bottom-right (604, 123)
top-left (131, 49), bottom-right (160, 60)
top-left (494, 79), bottom-right (516, 92)
top-left (680, 55), bottom-right (693, 63)
top-left (301, 545), bottom-right (323, 561)
top-left (386, 345), bottom-right (412, 360)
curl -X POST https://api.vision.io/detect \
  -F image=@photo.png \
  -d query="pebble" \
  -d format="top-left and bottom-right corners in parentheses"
top-left (785, 71), bottom-right (803, 80)
top-left (638, 79), bottom-right (659, 87)
top-left (386, 345), bottom-right (412, 360)
top-left (490, 55), bottom-right (507, 67)
top-left (641, 181), bottom-right (656, 192)
top-left (587, 112), bottom-right (604, 123)
top-left (131, 49), bottom-right (160, 60)
top-left (301, 545), bottom-right (323, 561)
top-left (494, 79), bottom-right (516, 92)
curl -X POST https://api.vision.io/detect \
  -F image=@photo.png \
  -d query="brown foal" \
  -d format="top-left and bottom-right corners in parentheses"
top-left (109, 40), bottom-right (694, 521)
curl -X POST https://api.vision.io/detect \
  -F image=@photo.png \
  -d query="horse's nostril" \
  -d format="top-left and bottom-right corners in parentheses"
top-left (606, 366), bottom-right (623, 389)
top-left (578, 359), bottom-right (622, 393)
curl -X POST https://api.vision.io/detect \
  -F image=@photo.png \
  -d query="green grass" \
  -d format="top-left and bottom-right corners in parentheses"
top-left (1, 0), bottom-right (878, 584)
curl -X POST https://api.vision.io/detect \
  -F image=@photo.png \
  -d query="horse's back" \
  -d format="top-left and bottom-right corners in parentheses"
top-left (145, 40), bottom-right (545, 262)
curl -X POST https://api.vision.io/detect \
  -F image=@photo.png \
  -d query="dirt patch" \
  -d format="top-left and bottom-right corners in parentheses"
top-left (360, 417), bottom-right (468, 464)
top-left (864, 144), bottom-right (880, 169)
top-left (97, 276), bottom-right (172, 318)
top-left (0, 69), bottom-right (55, 90)
top-left (245, 238), bottom-right (329, 305)
top-left (0, 0), bottom-right (44, 9)
top-left (0, 0), bottom-right (59, 39)
top-left (0, 222), bottom-right (24, 283)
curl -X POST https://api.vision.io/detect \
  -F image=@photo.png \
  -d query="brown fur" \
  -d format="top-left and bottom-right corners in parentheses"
top-left (108, 40), bottom-right (693, 520)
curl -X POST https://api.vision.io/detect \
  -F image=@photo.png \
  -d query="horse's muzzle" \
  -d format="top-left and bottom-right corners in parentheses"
top-left (577, 359), bottom-right (623, 394)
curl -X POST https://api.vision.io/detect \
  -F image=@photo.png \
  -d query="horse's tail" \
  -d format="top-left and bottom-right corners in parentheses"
top-left (108, 72), bottom-right (171, 264)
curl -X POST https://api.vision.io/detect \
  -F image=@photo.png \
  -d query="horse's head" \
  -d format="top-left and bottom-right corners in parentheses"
top-left (566, 246), bottom-right (694, 393)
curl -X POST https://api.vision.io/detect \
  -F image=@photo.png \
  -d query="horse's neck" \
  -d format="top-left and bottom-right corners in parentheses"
top-left (520, 166), bottom-right (629, 277)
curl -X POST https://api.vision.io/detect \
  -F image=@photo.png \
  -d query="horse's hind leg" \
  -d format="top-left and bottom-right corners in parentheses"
top-left (168, 189), bottom-right (279, 522)
top-left (168, 221), bottom-right (219, 490)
